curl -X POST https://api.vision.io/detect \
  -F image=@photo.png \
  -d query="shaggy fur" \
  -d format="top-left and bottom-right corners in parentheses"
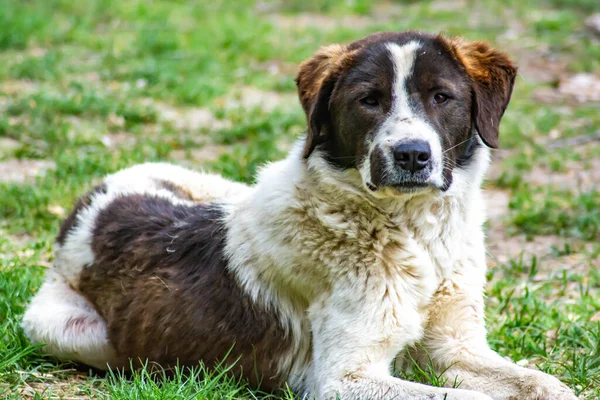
top-left (22, 31), bottom-right (576, 400)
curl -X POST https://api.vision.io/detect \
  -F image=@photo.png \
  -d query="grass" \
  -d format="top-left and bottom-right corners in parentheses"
top-left (0, 0), bottom-right (599, 398)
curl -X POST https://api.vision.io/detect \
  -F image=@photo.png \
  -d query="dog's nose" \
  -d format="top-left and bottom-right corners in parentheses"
top-left (392, 141), bottom-right (431, 173)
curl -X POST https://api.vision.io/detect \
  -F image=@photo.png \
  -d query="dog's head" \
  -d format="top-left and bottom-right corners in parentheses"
top-left (296, 31), bottom-right (517, 196)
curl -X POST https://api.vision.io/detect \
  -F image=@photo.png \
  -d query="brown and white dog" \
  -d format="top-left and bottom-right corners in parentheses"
top-left (22, 31), bottom-right (577, 399)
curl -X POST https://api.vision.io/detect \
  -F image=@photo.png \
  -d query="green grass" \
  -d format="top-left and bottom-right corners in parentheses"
top-left (1, 0), bottom-right (599, 398)
top-left (510, 189), bottom-right (600, 240)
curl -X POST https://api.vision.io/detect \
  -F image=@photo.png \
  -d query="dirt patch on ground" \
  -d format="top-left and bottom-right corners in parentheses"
top-left (515, 53), bottom-right (569, 84)
top-left (522, 159), bottom-right (600, 192)
top-left (480, 189), bottom-right (560, 266)
top-left (5, 231), bottom-right (35, 248)
top-left (483, 188), bottom-right (596, 289)
top-left (171, 143), bottom-right (229, 165)
top-left (484, 188), bottom-right (560, 264)
top-left (216, 86), bottom-right (298, 112)
top-left (9, 371), bottom-right (95, 400)
top-left (0, 80), bottom-right (39, 96)
top-left (533, 73), bottom-right (600, 104)
top-left (0, 159), bottom-right (55, 184)
top-left (100, 132), bottom-right (137, 148)
top-left (150, 101), bottom-right (232, 132)
top-left (266, 1), bottom-right (434, 31)
top-left (151, 86), bottom-right (297, 134)
top-left (487, 140), bottom-right (600, 193)
top-left (585, 13), bottom-right (600, 36)
top-left (483, 187), bottom-right (511, 222)
top-left (0, 138), bottom-right (21, 157)
top-left (254, 59), bottom-right (298, 77)
top-left (427, 0), bottom-right (467, 12)
top-left (267, 12), bottom-right (373, 31)
top-left (487, 230), bottom-right (576, 267)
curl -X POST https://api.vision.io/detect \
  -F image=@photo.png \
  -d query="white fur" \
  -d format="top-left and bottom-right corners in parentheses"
top-left (21, 270), bottom-right (117, 370)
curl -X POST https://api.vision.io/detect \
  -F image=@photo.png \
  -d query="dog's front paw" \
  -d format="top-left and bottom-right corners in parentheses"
top-left (515, 370), bottom-right (577, 400)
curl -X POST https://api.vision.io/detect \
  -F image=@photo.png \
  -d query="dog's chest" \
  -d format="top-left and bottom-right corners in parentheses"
top-left (334, 202), bottom-right (457, 262)
top-left (303, 209), bottom-right (468, 349)
top-left (369, 223), bottom-right (459, 309)
top-left (296, 199), bottom-right (465, 301)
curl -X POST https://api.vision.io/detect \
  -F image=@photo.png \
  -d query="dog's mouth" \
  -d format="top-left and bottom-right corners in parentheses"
top-left (391, 181), bottom-right (431, 192)
top-left (366, 180), bottom-right (434, 194)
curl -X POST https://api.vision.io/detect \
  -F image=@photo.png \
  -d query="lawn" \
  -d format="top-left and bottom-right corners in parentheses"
top-left (1, 0), bottom-right (599, 398)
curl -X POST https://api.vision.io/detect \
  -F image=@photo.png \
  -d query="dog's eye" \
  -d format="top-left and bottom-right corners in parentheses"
top-left (433, 93), bottom-right (449, 104)
top-left (360, 95), bottom-right (379, 107)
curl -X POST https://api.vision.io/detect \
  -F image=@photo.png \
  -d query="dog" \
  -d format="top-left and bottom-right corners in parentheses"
top-left (22, 31), bottom-right (577, 399)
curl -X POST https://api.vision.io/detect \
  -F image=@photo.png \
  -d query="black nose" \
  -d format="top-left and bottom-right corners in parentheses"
top-left (392, 141), bottom-right (431, 173)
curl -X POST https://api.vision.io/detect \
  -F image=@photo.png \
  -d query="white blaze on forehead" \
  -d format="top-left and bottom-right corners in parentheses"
top-left (386, 41), bottom-right (421, 117)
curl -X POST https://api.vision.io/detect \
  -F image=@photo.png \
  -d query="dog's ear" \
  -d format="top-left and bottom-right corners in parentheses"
top-left (446, 38), bottom-right (517, 148)
top-left (295, 44), bottom-right (353, 158)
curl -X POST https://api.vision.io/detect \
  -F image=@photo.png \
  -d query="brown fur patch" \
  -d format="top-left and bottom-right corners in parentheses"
top-left (78, 195), bottom-right (292, 391)
top-left (295, 44), bottom-right (357, 158)
top-left (296, 44), bottom-right (348, 114)
top-left (440, 36), bottom-right (517, 148)
top-left (154, 179), bottom-right (194, 201)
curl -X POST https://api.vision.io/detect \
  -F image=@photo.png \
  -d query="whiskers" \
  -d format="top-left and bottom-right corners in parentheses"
top-left (442, 137), bottom-right (473, 154)
top-left (442, 157), bottom-right (459, 169)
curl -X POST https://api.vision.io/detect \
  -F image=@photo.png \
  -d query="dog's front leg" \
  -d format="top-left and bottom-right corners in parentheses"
top-left (421, 278), bottom-right (577, 400)
top-left (307, 287), bottom-right (492, 400)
